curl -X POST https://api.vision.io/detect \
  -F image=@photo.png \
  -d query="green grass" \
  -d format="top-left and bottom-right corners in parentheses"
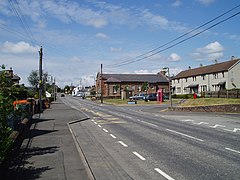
top-left (179, 98), bottom-right (240, 107)
top-left (100, 98), bottom-right (169, 105)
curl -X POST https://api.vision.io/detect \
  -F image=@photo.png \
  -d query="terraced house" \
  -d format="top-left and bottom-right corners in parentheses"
top-left (172, 57), bottom-right (240, 95)
top-left (95, 73), bottom-right (169, 99)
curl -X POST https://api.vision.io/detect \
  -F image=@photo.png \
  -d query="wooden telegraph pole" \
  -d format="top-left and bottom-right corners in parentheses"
top-left (39, 46), bottom-right (43, 111)
top-left (100, 64), bottom-right (103, 103)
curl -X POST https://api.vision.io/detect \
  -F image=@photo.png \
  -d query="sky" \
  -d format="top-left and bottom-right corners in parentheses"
top-left (0, 0), bottom-right (240, 88)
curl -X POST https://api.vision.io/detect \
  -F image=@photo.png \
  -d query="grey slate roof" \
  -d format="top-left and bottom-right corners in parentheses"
top-left (173, 59), bottom-right (239, 79)
top-left (102, 73), bottom-right (168, 83)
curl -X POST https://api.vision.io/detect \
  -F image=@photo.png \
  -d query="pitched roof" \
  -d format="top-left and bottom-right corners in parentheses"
top-left (173, 58), bottom-right (239, 79)
top-left (102, 73), bottom-right (168, 83)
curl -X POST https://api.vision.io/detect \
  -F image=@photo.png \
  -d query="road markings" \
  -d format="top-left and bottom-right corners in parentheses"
top-left (181, 119), bottom-right (194, 122)
top-left (118, 141), bottom-right (128, 147)
top-left (133, 151), bottom-right (146, 160)
top-left (141, 121), bottom-right (158, 127)
top-left (225, 147), bottom-right (240, 154)
top-left (103, 128), bottom-right (108, 133)
top-left (209, 124), bottom-right (226, 128)
top-left (98, 125), bottom-right (102, 128)
top-left (193, 122), bottom-right (209, 125)
top-left (94, 122), bottom-right (98, 124)
top-left (91, 120), bottom-right (94, 122)
top-left (154, 168), bottom-right (175, 180)
top-left (223, 128), bottom-right (240, 133)
top-left (166, 129), bottom-right (204, 142)
top-left (110, 134), bottom-right (117, 139)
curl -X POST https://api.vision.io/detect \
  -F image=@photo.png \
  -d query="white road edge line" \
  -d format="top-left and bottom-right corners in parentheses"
top-left (133, 151), bottom-right (146, 160)
top-left (225, 147), bottom-right (240, 154)
top-left (110, 134), bottom-right (117, 139)
top-left (141, 121), bottom-right (158, 127)
top-left (103, 129), bottom-right (108, 133)
top-left (118, 141), bottom-right (128, 147)
top-left (154, 168), bottom-right (175, 180)
top-left (166, 129), bottom-right (204, 142)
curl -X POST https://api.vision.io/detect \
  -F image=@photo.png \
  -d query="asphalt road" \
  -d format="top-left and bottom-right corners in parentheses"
top-left (62, 95), bottom-right (240, 180)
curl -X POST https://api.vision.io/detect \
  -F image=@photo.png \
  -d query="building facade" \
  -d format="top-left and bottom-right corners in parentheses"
top-left (172, 58), bottom-right (240, 95)
top-left (95, 73), bottom-right (169, 99)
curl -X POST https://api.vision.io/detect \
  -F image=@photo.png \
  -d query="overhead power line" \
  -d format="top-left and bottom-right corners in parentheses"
top-left (106, 4), bottom-right (240, 68)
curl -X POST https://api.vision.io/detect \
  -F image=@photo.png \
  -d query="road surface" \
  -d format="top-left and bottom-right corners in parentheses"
top-left (62, 95), bottom-right (240, 180)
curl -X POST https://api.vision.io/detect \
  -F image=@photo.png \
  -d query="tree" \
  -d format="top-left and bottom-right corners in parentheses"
top-left (142, 82), bottom-right (149, 92)
top-left (28, 70), bottom-right (39, 89)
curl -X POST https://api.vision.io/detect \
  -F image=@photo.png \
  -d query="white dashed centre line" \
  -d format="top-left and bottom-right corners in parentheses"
top-left (118, 141), bottom-right (128, 147)
top-left (154, 168), bottom-right (175, 180)
top-left (141, 121), bottom-right (158, 127)
top-left (103, 129), bottom-right (108, 133)
top-left (166, 129), bottom-right (204, 142)
top-left (110, 134), bottom-right (117, 139)
top-left (209, 124), bottom-right (226, 128)
top-left (98, 125), bottom-right (102, 128)
top-left (193, 122), bottom-right (209, 125)
top-left (94, 122), bottom-right (97, 124)
top-left (181, 119), bottom-right (194, 122)
top-left (133, 151), bottom-right (146, 160)
top-left (225, 147), bottom-right (240, 154)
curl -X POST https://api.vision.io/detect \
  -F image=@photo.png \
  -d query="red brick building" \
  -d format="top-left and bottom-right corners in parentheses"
top-left (96, 73), bottom-right (169, 99)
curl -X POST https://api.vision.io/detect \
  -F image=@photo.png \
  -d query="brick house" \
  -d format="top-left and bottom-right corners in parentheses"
top-left (96, 73), bottom-right (169, 99)
top-left (172, 58), bottom-right (240, 95)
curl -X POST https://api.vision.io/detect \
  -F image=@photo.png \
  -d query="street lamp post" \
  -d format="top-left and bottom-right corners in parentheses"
top-left (163, 67), bottom-right (172, 109)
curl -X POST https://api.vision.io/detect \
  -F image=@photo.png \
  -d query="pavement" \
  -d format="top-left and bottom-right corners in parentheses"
top-left (0, 97), bottom-right (92, 180)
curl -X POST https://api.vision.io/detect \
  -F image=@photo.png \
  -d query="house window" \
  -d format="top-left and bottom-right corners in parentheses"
top-left (185, 78), bottom-right (187, 82)
top-left (113, 86), bottom-right (117, 94)
top-left (138, 86), bottom-right (141, 91)
top-left (177, 79), bottom-right (180, 83)
top-left (193, 76), bottom-right (196, 81)
top-left (222, 72), bottom-right (225, 78)
top-left (202, 75), bottom-right (205, 80)
top-left (213, 73), bottom-right (218, 79)
top-left (177, 87), bottom-right (181, 93)
top-left (201, 85), bottom-right (207, 92)
top-left (132, 85), bottom-right (135, 91)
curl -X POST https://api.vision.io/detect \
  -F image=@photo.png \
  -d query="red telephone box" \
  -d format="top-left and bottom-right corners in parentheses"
top-left (157, 89), bottom-right (163, 102)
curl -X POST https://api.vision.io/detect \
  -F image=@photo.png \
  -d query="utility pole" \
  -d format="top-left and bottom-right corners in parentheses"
top-left (100, 64), bottom-right (103, 103)
top-left (39, 46), bottom-right (43, 112)
top-left (54, 77), bottom-right (56, 101)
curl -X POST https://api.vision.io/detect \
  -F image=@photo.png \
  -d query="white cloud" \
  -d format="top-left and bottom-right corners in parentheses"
top-left (172, 0), bottom-right (182, 7)
top-left (192, 41), bottom-right (224, 60)
top-left (96, 33), bottom-right (109, 39)
top-left (170, 53), bottom-right (181, 61)
top-left (1, 41), bottom-right (39, 54)
top-left (198, 0), bottom-right (216, 6)
top-left (110, 47), bottom-right (122, 52)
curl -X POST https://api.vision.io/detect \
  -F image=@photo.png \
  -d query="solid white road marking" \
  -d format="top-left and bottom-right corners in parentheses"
top-left (118, 141), bottom-right (128, 147)
top-left (103, 129), bottom-right (108, 133)
top-left (193, 122), bottom-right (209, 125)
top-left (110, 134), bottom-right (117, 139)
top-left (154, 168), bottom-right (175, 180)
top-left (166, 129), bottom-right (204, 142)
top-left (225, 147), bottom-right (240, 154)
top-left (141, 121), bottom-right (158, 127)
top-left (98, 125), bottom-right (102, 128)
top-left (181, 119), bottom-right (194, 122)
top-left (223, 128), bottom-right (240, 133)
top-left (133, 151), bottom-right (146, 160)
top-left (209, 124), bottom-right (226, 128)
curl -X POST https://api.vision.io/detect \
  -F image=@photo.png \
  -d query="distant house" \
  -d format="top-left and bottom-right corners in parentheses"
top-left (1, 67), bottom-right (21, 85)
top-left (95, 73), bottom-right (169, 99)
top-left (172, 58), bottom-right (240, 95)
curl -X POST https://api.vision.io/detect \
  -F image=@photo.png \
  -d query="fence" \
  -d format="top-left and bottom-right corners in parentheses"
top-left (204, 89), bottom-right (240, 98)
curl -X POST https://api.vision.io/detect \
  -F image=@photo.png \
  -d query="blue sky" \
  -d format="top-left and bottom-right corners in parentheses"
top-left (0, 0), bottom-right (240, 88)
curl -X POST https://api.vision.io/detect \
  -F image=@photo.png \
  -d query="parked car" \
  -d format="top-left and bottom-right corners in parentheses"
top-left (61, 93), bottom-right (65, 97)
top-left (129, 93), bottom-right (147, 101)
top-left (144, 93), bottom-right (157, 101)
top-left (76, 92), bottom-right (85, 99)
